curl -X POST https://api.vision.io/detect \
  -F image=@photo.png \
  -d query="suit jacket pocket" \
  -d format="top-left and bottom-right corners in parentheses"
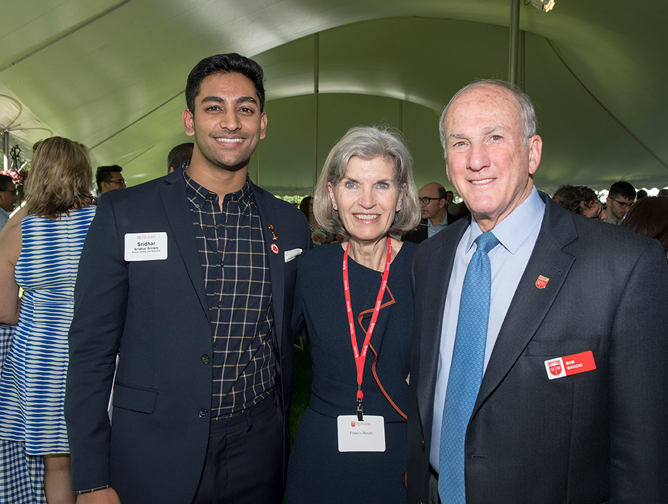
top-left (524, 337), bottom-right (600, 357)
top-left (113, 383), bottom-right (157, 414)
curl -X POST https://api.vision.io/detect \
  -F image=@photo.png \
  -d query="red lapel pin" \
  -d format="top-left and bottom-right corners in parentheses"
top-left (536, 275), bottom-right (549, 289)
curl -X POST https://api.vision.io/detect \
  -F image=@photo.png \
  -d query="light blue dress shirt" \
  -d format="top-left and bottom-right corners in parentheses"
top-left (429, 187), bottom-right (545, 471)
top-left (0, 208), bottom-right (9, 231)
top-left (427, 215), bottom-right (449, 238)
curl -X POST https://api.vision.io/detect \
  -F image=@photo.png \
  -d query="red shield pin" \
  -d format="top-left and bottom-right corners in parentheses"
top-left (536, 275), bottom-right (549, 289)
top-left (548, 360), bottom-right (562, 376)
top-left (271, 243), bottom-right (279, 254)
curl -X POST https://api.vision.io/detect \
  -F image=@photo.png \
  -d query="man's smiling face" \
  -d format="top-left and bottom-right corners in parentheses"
top-left (443, 84), bottom-right (542, 232)
top-left (183, 71), bottom-right (267, 173)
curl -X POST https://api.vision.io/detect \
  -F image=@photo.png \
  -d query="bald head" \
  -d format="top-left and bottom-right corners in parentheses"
top-left (439, 79), bottom-right (538, 158)
top-left (419, 182), bottom-right (448, 225)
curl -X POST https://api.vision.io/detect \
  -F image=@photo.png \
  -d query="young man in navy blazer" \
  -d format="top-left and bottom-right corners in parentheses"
top-left (66, 53), bottom-right (311, 504)
top-left (407, 79), bottom-right (668, 504)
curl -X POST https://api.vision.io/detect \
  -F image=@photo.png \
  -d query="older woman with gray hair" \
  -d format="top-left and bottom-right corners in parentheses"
top-left (286, 126), bottom-right (420, 503)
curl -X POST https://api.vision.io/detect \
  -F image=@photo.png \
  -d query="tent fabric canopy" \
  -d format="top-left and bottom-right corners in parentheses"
top-left (1, 0), bottom-right (667, 195)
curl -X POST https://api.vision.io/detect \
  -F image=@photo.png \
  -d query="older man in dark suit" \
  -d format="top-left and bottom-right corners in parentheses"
top-left (65, 54), bottom-right (311, 504)
top-left (407, 79), bottom-right (668, 504)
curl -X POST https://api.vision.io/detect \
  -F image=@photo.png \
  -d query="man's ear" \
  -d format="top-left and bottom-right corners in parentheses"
top-left (260, 112), bottom-right (267, 140)
top-left (528, 135), bottom-right (543, 175)
top-left (183, 109), bottom-right (195, 137)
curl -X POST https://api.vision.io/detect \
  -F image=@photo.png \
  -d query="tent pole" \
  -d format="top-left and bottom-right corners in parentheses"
top-left (508, 0), bottom-right (520, 86)
top-left (2, 131), bottom-right (8, 172)
top-left (313, 33), bottom-right (320, 193)
top-left (520, 30), bottom-right (525, 90)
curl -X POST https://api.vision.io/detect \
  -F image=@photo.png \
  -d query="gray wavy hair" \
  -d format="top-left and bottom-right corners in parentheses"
top-left (313, 125), bottom-right (421, 237)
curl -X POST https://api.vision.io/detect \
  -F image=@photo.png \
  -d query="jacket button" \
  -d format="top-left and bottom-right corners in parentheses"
top-left (198, 408), bottom-right (208, 418)
top-left (201, 354), bottom-right (210, 364)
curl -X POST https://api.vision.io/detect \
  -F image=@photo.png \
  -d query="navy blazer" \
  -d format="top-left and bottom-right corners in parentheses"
top-left (407, 193), bottom-right (668, 503)
top-left (65, 169), bottom-right (311, 503)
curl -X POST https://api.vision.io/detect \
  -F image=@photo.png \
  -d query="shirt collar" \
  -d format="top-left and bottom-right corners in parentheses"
top-left (427, 214), bottom-right (448, 232)
top-left (466, 186), bottom-right (545, 254)
top-left (183, 169), bottom-right (253, 211)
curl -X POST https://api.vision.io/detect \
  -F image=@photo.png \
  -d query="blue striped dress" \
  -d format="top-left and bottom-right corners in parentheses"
top-left (0, 205), bottom-right (96, 455)
top-left (1, 324), bottom-right (46, 504)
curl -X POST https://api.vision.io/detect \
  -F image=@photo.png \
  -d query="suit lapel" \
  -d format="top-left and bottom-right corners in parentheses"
top-left (251, 183), bottom-right (285, 354)
top-left (472, 195), bottom-right (578, 418)
top-left (159, 173), bottom-right (209, 318)
top-left (418, 221), bottom-right (468, 443)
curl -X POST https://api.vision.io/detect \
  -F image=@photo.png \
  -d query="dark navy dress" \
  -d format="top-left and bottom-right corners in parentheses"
top-left (286, 241), bottom-right (416, 504)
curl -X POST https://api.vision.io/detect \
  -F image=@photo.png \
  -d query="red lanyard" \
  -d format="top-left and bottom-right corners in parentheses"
top-left (343, 235), bottom-right (392, 420)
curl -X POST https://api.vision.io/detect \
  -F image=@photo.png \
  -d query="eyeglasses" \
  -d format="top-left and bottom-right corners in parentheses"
top-left (0, 189), bottom-right (17, 194)
top-left (608, 196), bottom-right (633, 210)
top-left (419, 197), bottom-right (442, 205)
top-left (108, 179), bottom-right (126, 186)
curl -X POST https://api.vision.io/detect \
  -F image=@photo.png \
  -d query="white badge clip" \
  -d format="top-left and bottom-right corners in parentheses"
top-left (337, 415), bottom-right (386, 452)
top-left (124, 232), bottom-right (168, 261)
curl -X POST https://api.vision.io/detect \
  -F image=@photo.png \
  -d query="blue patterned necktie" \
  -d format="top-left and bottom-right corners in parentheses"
top-left (438, 231), bottom-right (500, 503)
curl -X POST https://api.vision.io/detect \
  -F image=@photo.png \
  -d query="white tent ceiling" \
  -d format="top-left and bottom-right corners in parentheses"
top-left (2, 0), bottom-right (668, 195)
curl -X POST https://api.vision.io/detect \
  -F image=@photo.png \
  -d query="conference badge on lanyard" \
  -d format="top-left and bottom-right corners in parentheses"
top-left (336, 235), bottom-right (391, 453)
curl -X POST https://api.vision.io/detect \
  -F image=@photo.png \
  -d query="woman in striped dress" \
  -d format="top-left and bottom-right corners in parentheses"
top-left (0, 137), bottom-right (96, 504)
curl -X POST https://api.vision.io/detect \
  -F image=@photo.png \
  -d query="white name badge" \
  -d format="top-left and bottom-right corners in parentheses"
top-left (337, 415), bottom-right (386, 452)
top-left (124, 232), bottom-right (168, 261)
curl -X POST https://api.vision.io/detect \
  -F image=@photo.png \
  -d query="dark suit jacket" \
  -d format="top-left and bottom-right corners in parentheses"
top-left (407, 193), bottom-right (668, 503)
top-left (403, 213), bottom-right (459, 245)
top-left (65, 170), bottom-right (312, 503)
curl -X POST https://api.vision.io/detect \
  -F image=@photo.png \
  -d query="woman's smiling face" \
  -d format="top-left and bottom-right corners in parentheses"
top-left (328, 156), bottom-right (403, 245)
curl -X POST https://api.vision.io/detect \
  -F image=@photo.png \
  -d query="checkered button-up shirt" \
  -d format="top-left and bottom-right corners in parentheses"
top-left (184, 171), bottom-right (275, 419)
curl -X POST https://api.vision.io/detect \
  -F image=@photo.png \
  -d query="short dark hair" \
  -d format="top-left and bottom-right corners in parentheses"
top-left (167, 142), bottom-right (194, 172)
top-left (608, 181), bottom-right (636, 201)
top-left (96, 165), bottom-right (122, 192)
top-left (436, 185), bottom-right (447, 201)
top-left (0, 174), bottom-right (12, 191)
top-left (299, 196), bottom-right (312, 219)
top-left (552, 185), bottom-right (600, 215)
top-left (185, 53), bottom-right (265, 114)
top-left (636, 189), bottom-right (648, 199)
top-left (621, 197), bottom-right (668, 256)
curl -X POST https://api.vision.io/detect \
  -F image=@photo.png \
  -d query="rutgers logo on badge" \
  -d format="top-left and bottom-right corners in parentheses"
top-left (548, 360), bottom-right (561, 376)
top-left (536, 275), bottom-right (549, 289)
top-left (350, 420), bottom-right (356, 428)
top-left (545, 357), bottom-right (566, 380)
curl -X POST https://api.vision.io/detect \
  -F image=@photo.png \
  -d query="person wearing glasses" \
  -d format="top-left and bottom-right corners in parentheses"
top-left (551, 185), bottom-right (608, 221)
top-left (95, 165), bottom-right (126, 194)
top-left (604, 180), bottom-right (635, 224)
top-left (403, 182), bottom-right (458, 244)
top-left (0, 174), bottom-right (19, 231)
